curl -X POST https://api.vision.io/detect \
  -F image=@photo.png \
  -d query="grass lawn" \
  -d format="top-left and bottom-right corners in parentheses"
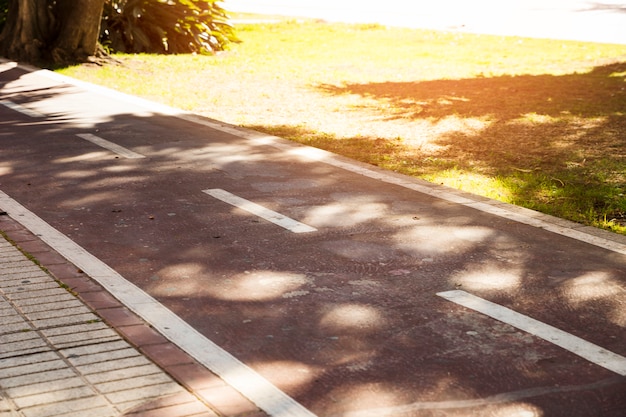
top-left (57, 17), bottom-right (626, 234)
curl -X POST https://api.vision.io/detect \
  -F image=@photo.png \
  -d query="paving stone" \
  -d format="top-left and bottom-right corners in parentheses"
top-left (85, 364), bottom-right (163, 385)
top-left (1, 282), bottom-right (59, 294)
top-left (31, 312), bottom-right (100, 329)
top-left (40, 322), bottom-right (110, 336)
top-left (9, 294), bottom-right (72, 307)
top-left (59, 340), bottom-right (131, 358)
top-left (49, 407), bottom-right (117, 417)
top-left (55, 276), bottom-right (101, 293)
top-left (95, 373), bottom-right (175, 394)
top-left (0, 331), bottom-right (39, 344)
top-left (97, 307), bottom-right (144, 327)
top-left (42, 324), bottom-right (122, 348)
top-left (0, 321), bottom-right (32, 335)
top-left (64, 347), bottom-right (140, 366)
top-left (0, 311), bottom-right (24, 326)
top-left (0, 351), bottom-right (59, 371)
top-left (5, 288), bottom-right (70, 302)
top-left (0, 271), bottom-right (48, 283)
top-left (5, 377), bottom-right (85, 399)
top-left (76, 356), bottom-right (153, 375)
top-left (0, 261), bottom-right (40, 274)
top-left (13, 386), bottom-right (97, 409)
top-left (0, 358), bottom-right (66, 379)
top-left (26, 306), bottom-right (93, 321)
top-left (0, 254), bottom-right (29, 264)
top-left (59, 339), bottom-right (130, 358)
top-left (19, 299), bottom-right (83, 314)
top-left (0, 368), bottom-right (78, 389)
top-left (0, 339), bottom-right (49, 359)
top-left (124, 401), bottom-right (218, 417)
top-left (166, 364), bottom-right (224, 391)
top-left (116, 324), bottom-right (169, 347)
top-left (140, 343), bottom-right (195, 367)
top-left (197, 384), bottom-right (261, 417)
top-left (20, 395), bottom-right (111, 417)
top-left (105, 382), bottom-right (183, 405)
top-left (0, 396), bottom-right (17, 416)
top-left (78, 291), bottom-right (122, 310)
top-left (0, 276), bottom-right (51, 287)
top-left (46, 330), bottom-right (121, 349)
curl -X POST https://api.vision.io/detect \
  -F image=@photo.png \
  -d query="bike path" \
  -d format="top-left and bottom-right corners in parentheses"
top-left (1, 60), bottom-right (625, 417)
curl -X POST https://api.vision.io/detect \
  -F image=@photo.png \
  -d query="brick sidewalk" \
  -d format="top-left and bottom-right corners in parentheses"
top-left (0, 214), bottom-right (266, 417)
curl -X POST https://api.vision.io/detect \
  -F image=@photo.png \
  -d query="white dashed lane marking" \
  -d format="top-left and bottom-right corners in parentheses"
top-left (438, 290), bottom-right (626, 376)
top-left (0, 99), bottom-right (46, 118)
top-left (76, 133), bottom-right (145, 159)
top-left (203, 188), bottom-right (317, 233)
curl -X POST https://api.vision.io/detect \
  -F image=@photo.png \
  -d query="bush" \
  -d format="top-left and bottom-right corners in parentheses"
top-left (0, 0), bottom-right (8, 32)
top-left (101, 0), bottom-right (238, 54)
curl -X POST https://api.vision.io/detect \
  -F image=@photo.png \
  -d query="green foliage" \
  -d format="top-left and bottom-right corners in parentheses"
top-left (0, 0), bottom-right (8, 32)
top-left (101, 0), bottom-right (238, 54)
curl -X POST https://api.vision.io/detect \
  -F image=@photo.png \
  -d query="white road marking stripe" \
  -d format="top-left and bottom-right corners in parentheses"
top-left (76, 133), bottom-right (145, 159)
top-left (0, 99), bottom-right (46, 118)
top-left (0, 190), bottom-right (317, 417)
top-left (203, 188), bottom-right (317, 233)
top-left (437, 290), bottom-right (626, 376)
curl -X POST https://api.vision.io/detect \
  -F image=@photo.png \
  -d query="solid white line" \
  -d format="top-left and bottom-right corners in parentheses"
top-left (437, 290), bottom-right (626, 377)
top-left (76, 133), bottom-right (145, 159)
top-left (0, 189), bottom-right (317, 417)
top-left (0, 99), bottom-right (46, 118)
top-left (203, 188), bottom-right (317, 233)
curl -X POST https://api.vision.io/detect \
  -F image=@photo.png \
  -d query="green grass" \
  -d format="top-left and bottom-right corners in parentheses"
top-left (57, 18), bottom-right (626, 234)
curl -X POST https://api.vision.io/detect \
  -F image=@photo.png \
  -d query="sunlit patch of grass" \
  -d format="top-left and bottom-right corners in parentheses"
top-left (57, 19), bottom-right (626, 234)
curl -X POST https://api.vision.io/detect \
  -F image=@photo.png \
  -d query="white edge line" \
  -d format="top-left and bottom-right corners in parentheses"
top-left (6, 59), bottom-right (624, 255)
top-left (0, 99), bottom-right (46, 118)
top-left (0, 189), bottom-right (317, 417)
top-left (203, 188), bottom-right (317, 233)
top-left (76, 133), bottom-right (145, 159)
top-left (437, 290), bottom-right (626, 376)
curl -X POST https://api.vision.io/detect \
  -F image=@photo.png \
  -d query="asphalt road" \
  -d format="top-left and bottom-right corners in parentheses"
top-left (1, 61), bottom-right (626, 417)
top-left (226, 0), bottom-right (626, 45)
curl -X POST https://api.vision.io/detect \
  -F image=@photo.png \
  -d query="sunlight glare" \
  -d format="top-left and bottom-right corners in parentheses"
top-left (492, 402), bottom-right (544, 417)
top-left (451, 264), bottom-right (521, 291)
top-left (208, 271), bottom-right (312, 301)
top-left (250, 360), bottom-right (320, 391)
top-left (319, 303), bottom-right (384, 333)
top-left (395, 225), bottom-right (493, 255)
top-left (563, 271), bottom-right (624, 305)
top-left (303, 202), bottom-right (388, 227)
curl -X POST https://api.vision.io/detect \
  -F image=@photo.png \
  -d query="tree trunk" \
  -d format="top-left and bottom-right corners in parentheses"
top-left (51, 0), bottom-right (105, 64)
top-left (0, 0), bottom-right (105, 65)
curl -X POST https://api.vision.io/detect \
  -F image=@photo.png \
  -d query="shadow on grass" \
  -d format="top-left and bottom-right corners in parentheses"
top-left (252, 61), bottom-right (626, 232)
